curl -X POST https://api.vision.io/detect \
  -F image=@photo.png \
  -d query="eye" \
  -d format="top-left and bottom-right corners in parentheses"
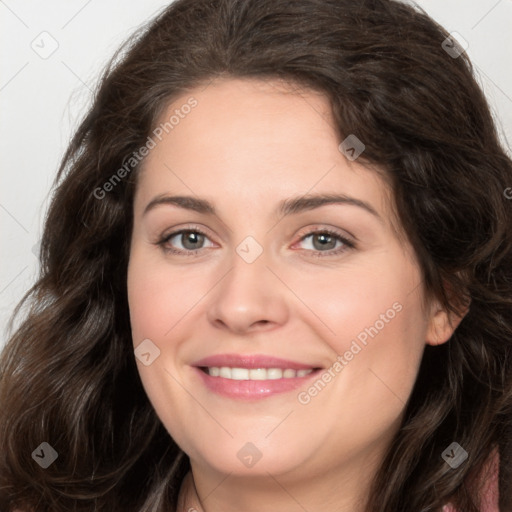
top-left (294, 228), bottom-right (355, 257)
top-left (156, 227), bottom-right (215, 255)
top-left (155, 226), bottom-right (356, 258)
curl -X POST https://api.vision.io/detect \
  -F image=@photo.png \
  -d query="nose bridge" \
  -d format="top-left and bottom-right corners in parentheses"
top-left (222, 234), bottom-right (271, 304)
top-left (207, 233), bottom-right (288, 332)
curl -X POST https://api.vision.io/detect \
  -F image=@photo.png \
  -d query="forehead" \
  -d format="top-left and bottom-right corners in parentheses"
top-left (134, 77), bottom-right (400, 235)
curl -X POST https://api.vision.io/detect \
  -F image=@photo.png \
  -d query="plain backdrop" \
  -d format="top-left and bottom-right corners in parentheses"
top-left (1, 0), bottom-right (511, 348)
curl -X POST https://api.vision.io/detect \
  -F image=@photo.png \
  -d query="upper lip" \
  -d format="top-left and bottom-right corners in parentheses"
top-left (192, 353), bottom-right (322, 370)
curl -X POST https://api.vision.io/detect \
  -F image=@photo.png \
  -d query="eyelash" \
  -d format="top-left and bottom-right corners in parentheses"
top-left (155, 225), bottom-right (356, 258)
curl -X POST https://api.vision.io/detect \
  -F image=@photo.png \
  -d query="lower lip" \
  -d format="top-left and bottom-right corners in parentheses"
top-left (193, 367), bottom-right (322, 400)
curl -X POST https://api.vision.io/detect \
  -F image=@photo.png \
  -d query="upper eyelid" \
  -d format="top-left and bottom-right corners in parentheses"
top-left (160, 224), bottom-right (352, 239)
top-left (160, 225), bottom-right (213, 242)
top-left (294, 225), bottom-right (355, 244)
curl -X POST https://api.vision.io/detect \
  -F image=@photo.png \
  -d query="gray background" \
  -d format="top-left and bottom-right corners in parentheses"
top-left (1, 0), bottom-right (511, 348)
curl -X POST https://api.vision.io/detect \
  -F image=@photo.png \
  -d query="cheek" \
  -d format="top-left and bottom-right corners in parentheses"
top-left (127, 249), bottom-right (206, 342)
top-left (126, 250), bottom-right (198, 442)
top-left (293, 253), bottom-right (427, 400)
top-left (290, 256), bottom-right (422, 350)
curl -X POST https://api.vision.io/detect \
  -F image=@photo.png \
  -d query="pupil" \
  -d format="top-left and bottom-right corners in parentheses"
top-left (183, 231), bottom-right (203, 249)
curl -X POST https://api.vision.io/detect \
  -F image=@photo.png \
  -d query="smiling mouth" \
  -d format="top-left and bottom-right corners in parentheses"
top-left (199, 366), bottom-right (322, 380)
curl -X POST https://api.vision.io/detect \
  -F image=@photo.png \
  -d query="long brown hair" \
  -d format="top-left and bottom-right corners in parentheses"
top-left (1, 0), bottom-right (511, 510)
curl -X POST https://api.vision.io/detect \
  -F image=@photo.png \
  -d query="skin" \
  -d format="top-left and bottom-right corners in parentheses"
top-left (127, 77), bottom-right (464, 512)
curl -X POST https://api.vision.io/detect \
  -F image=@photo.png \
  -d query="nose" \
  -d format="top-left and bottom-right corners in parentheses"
top-left (207, 245), bottom-right (289, 335)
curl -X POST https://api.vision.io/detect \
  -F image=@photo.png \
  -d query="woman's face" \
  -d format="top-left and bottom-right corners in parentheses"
top-left (127, 78), bottom-right (458, 489)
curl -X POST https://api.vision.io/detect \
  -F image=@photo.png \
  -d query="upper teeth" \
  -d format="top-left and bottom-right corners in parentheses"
top-left (206, 367), bottom-right (314, 380)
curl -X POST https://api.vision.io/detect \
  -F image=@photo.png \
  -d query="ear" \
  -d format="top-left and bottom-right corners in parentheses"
top-left (425, 282), bottom-right (470, 346)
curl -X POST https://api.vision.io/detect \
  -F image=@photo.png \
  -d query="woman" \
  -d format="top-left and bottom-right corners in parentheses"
top-left (0, 0), bottom-right (510, 511)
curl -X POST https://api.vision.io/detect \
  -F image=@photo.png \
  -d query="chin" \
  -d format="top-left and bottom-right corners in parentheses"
top-left (187, 440), bottom-right (309, 477)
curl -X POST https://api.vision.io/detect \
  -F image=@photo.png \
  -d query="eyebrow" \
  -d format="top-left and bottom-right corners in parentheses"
top-left (143, 193), bottom-right (382, 222)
